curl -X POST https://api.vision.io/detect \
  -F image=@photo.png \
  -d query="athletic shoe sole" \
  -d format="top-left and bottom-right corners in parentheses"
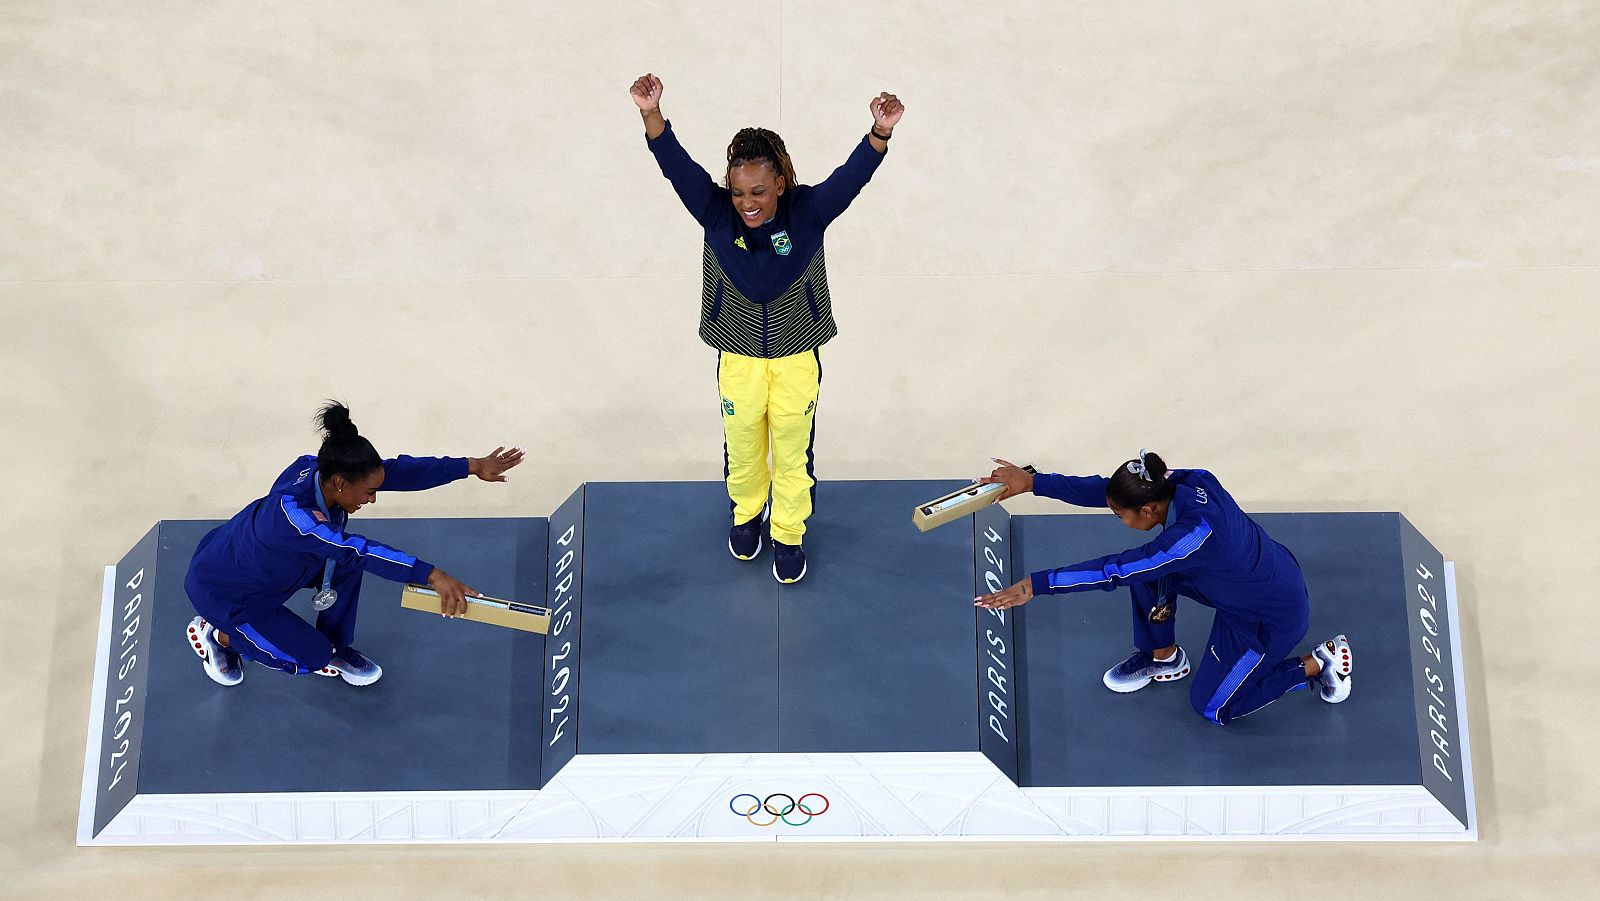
top-left (316, 662), bottom-right (383, 686)
top-left (728, 534), bottom-right (763, 561)
top-left (773, 558), bottom-right (807, 584)
top-left (1104, 652), bottom-right (1191, 693)
top-left (186, 616), bottom-right (242, 687)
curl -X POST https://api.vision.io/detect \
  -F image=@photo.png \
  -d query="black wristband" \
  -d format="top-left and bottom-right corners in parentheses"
top-left (870, 128), bottom-right (893, 142)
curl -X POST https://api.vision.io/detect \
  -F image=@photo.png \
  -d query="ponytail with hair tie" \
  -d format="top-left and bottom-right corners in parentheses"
top-left (1108, 447), bottom-right (1174, 509)
top-left (1126, 448), bottom-right (1159, 483)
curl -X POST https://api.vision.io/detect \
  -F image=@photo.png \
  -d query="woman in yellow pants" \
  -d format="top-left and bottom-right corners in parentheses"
top-left (631, 72), bottom-right (903, 583)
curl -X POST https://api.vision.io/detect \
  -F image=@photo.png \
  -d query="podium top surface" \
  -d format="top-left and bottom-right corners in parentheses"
top-left (575, 479), bottom-right (983, 755)
top-left (135, 518), bottom-right (548, 794)
top-left (1015, 511), bottom-right (1424, 787)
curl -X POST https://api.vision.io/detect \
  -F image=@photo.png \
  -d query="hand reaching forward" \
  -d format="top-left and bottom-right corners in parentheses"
top-left (974, 458), bottom-right (1034, 501)
top-left (469, 447), bottom-right (525, 482)
top-left (975, 577), bottom-right (1034, 611)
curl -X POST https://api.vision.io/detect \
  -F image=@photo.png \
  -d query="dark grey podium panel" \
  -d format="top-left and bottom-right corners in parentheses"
top-left (573, 479), bottom-right (989, 755)
top-left (776, 480), bottom-right (978, 752)
top-left (1014, 511), bottom-right (1424, 788)
top-left (575, 481), bottom-right (779, 754)
top-left (131, 518), bottom-right (547, 798)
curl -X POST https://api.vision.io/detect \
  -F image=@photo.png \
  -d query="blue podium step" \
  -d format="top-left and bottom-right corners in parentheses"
top-left (130, 518), bottom-right (547, 797)
top-left (574, 479), bottom-right (984, 754)
top-left (1015, 511), bottom-right (1425, 788)
top-left (577, 481), bottom-right (779, 753)
top-left (777, 479), bottom-right (979, 752)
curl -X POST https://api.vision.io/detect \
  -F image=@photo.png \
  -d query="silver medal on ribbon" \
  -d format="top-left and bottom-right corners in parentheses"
top-left (313, 588), bottom-right (338, 611)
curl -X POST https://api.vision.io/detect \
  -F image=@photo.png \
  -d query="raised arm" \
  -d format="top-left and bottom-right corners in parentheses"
top-left (631, 72), bottom-right (724, 226)
top-left (631, 73), bottom-right (667, 140)
top-left (803, 91), bottom-right (904, 228)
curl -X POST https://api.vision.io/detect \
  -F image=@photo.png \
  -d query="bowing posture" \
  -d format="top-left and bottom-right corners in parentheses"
top-left (183, 402), bottom-right (522, 687)
top-left (975, 451), bottom-right (1352, 725)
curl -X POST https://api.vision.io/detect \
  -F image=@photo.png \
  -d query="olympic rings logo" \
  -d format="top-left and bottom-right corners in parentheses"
top-left (729, 792), bottom-right (830, 827)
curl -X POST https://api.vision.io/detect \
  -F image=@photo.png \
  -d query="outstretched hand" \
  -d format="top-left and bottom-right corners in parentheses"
top-left (974, 458), bottom-right (1034, 501)
top-left (975, 577), bottom-right (1034, 611)
top-left (470, 447), bottom-right (525, 482)
top-left (630, 73), bottom-right (663, 111)
top-left (870, 92), bottom-right (905, 131)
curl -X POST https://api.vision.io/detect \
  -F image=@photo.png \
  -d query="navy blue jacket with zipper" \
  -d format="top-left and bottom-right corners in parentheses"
top-left (646, 121), bottom-right (886, 358)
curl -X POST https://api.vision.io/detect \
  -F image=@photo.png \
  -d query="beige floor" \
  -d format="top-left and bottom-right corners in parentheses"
top-left (4, 1), bottom-right (1598, 897)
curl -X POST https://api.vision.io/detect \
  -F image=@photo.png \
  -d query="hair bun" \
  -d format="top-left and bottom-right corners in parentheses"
top-left (1140, 450), bottom-right (1169, 480)
top-left (317, 401), bottom-right (358, 439)
top-left (1107, 448), bottom-right (1177, 509)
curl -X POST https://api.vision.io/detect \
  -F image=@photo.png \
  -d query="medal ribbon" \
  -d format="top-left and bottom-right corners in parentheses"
top-left (312, 469), bottom-right (341, 602)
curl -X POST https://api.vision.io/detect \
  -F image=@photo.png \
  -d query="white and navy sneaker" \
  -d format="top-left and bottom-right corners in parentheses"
top-left (1103, 648), bottom-right (1191, 693)
top-left (317, 647), bottom-right (383, 686)
top-left (186, 616), bottom-right (243, 687)
top-left (729, 516), bottom-right (764, 561)
top-left (772, 540), bottom-right (807, 584)
top-left (1313, 634), bottom-right (1353, 703)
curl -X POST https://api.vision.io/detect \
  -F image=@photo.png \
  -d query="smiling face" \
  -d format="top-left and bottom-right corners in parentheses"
top-left (728, 160), bottom-right (784, 227)
top-left (323, 467), bottom-right (385, 515)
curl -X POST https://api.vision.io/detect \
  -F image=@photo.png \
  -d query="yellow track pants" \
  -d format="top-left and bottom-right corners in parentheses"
top-left (718, 350), bottom-right (821, 546)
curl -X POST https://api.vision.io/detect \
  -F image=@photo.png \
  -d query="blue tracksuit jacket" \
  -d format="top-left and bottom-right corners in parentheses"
top-left (184, 454), bottom-right (468, 626)
top-left (1027, 469), bottom-right (1308, 627)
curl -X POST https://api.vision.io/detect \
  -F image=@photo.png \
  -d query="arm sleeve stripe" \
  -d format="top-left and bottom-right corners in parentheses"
top-left (1046, 519), bottom-right (1215, 591)
top-left (279, 498), bottom-right (414, 569)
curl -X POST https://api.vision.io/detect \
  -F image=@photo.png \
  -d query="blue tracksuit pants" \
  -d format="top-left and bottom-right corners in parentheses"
top-left (188, 566), bottom-right (364, 675)
top-left (1130, 580), bottom-right (1310, 725)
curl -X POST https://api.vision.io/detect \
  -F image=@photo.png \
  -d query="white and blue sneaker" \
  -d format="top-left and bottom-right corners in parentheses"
top-left (317, 647), bottom-right (383, 686)
top-left (186, 616), bottom-right (243, 687)
top-left (1103, 648), bottom-right (1191, 693)
top-left (1313, 634), bottom-right (1353, 703)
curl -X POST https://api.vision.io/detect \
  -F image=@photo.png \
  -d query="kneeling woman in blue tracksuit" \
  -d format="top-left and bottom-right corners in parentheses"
top-left (183, 402), bottom-right (523, 687)
top-left (974, 452), bottom-right (1353, 725)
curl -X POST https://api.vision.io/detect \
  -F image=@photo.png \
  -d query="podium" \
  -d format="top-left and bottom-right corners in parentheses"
top-left (80, 482), bottom-right (1475, 843)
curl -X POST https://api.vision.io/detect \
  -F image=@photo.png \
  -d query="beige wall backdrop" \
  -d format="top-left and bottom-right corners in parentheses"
top-left (4, 1), bottom-right (1598, 897)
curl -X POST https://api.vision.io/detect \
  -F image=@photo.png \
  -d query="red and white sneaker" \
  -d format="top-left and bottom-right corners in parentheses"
top-left (186, 616), bottom-right (243, 686)
top-left (315, 646), bottom-right (383, 686)
top-left (1313, 634), bottom-right (1353, 703)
